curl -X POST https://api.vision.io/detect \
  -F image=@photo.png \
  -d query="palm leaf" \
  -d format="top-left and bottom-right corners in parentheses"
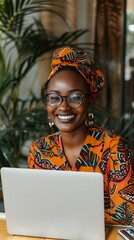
top-left (0, 0), bottom-right (70, 39)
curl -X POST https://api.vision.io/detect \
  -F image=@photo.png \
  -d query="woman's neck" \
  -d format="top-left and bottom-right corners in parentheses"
top-left (60, 125), bottom-right (88, 149)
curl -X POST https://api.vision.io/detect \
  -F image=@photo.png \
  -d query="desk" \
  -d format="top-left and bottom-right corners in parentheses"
top-left (0, 219), bottom-right (125, 240)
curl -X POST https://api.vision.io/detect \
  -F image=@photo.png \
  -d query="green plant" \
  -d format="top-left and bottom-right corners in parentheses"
top-left (0, 0), bottom-right (92, 173)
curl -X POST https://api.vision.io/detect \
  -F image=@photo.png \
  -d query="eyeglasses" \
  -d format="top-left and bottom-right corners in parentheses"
top-left (45, 93), bottom-right (90, 108)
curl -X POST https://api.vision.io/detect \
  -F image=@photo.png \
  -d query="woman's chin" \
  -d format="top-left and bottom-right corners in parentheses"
top-left (54, 122), bottom-right (86, 133)
top-left (55, 124), bottom-right (75, 133)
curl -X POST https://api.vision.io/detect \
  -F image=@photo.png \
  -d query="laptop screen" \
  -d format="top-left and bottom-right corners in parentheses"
top-left (1, 167), bottom-right (105, 240)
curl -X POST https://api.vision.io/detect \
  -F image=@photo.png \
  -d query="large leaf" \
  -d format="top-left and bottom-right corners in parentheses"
top-left (0, 0), bottom-right (70, 39)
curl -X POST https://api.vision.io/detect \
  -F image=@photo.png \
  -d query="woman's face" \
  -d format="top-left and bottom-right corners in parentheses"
top-left (46, 69), bottom-right (91, 133)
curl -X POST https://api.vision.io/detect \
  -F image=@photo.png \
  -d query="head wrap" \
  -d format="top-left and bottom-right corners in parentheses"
top-left (47, 47), bottom-right (105, 101)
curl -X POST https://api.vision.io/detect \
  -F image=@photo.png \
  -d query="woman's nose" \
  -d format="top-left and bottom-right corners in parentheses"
top-left (58, 98), bottom-right (70, 109)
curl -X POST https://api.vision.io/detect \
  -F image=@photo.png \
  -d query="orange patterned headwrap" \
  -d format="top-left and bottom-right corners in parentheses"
top-left (48, 47), bottom-right (105, 101)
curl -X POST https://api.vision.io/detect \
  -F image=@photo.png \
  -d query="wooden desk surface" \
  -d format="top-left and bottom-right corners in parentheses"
top-left (0, 219), bottom-right (125, 240)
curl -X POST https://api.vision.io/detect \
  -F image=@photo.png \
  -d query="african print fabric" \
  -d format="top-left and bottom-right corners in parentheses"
top-left (28, 126), bottom-right (134, 226)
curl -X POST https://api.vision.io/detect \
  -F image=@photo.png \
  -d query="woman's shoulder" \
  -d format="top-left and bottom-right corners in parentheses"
top-left (89, 125), bottom-right (121, 140)
top-left (89, 126), bottom-right (131, 158)
top-left (33, 131), bottom-right (60, 147)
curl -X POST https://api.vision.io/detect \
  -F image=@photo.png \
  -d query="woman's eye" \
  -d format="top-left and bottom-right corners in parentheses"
top-left (50, 95), bottom-right (60, 101)
top-left (69, 95), bottom-right (81, 101)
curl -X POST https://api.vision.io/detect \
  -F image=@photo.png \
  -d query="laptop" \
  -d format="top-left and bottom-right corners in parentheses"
top-left (1, 167), bottom-right (105, 240)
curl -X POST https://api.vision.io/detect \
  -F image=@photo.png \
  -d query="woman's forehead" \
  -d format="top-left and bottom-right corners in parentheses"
top-left (47, 69), bottom-right (90, 92)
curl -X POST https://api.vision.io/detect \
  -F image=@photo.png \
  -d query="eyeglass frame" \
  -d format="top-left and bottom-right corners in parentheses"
top-left (44, 92), bottom-right (91, 108)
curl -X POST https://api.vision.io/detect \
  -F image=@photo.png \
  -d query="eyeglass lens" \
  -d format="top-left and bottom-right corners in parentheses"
top-left (46, 93), bottom-right (83, 108)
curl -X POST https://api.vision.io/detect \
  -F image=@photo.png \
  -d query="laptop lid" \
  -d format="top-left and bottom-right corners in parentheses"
top-left (1, 167), bottom-right (105, 240)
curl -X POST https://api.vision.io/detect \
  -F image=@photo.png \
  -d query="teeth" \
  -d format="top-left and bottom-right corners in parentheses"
top-left (58, 115), bottom-right (75, 120)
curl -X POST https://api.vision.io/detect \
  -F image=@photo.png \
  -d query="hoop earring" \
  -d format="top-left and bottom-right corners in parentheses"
top-left (85, 113), bottom-right (94, 127)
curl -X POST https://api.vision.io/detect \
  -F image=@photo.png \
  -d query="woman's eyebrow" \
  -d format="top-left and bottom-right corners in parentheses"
top-left (48, 89), bottom-right (83, 93)
top-left (69, 89), bottom-right (83, 93)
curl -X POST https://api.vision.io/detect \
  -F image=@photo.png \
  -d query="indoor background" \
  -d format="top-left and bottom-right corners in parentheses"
top-left (0, 0), bottom-right (134, 211)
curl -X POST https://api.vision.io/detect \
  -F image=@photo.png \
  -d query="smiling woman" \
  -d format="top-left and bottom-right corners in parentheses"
top-left (28, 47), bottom-right (134, 226)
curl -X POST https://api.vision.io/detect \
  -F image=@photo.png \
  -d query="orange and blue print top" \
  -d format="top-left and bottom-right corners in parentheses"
top-left (28, 126), bottom-right (134, 226)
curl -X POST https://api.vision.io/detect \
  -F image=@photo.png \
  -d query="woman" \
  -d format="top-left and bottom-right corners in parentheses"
top-left (28, 47), bottom-right (134, 225)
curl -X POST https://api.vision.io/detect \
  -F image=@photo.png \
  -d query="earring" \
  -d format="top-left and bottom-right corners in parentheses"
top-left (85, 113), bottom-right (94, 127)
top-left (48, 118), bottom-right (54, 128)
top-left (49, 121), bottom-right (54, 128)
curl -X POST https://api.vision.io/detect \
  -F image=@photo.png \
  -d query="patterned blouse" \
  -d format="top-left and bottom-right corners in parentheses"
top-left (28, 126), bottom-right (134, 226)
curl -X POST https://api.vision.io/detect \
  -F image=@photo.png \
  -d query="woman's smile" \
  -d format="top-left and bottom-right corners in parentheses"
top-left (57, 114), bottom-right (75, 121)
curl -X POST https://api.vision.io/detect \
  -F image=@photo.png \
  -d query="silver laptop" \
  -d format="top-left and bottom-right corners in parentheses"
top-left (1, 167), bottom-right (105, 240)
